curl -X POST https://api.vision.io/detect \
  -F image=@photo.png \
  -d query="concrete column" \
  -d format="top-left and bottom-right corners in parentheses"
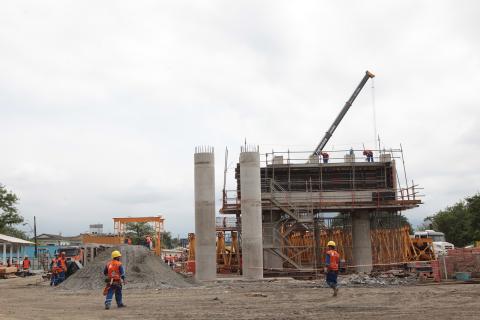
top-left (90, 247), bottom-right (95, 262)
top-left (83, 247), bottom-right (87, 267)
top-left (194, 147), bottom-right (216, 281)
top-left (352, 211), bottom-right (373, 273)
top-left (240, 148), bottom-right (263, 279)
top-left (2, 243), bottom-right (6, 265)
top-left (16, 246), bottom-right (20, 266)
top-left (9, 244), bottom-right (13, 264)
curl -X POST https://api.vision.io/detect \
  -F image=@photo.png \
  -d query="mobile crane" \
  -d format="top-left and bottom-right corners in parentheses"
top-left (313, 70), bottom-right (375, 156)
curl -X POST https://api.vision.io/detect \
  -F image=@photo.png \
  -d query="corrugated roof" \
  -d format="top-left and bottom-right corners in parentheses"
top-left (0, 234), bottom-right (34, 245)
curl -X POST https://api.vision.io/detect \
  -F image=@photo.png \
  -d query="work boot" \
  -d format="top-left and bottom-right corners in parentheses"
top-left (105, 304), bottom-right (110, 310)
top-left (118, 304), bottom-right (126, 308)
top-left (333, 287), bottom-right (338, 297)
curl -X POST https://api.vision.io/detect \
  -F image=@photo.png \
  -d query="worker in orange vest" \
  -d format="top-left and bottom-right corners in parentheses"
top-left (55, 251), bottom-right (67, 285)
top-left (22, 256), bottom-right (31, 276)
top-left (103, 250), bottom-right (126, 309)
top-left (50, 254), bottom-right (59, 286)
top-left (324, 241), bottom-right (340, 297)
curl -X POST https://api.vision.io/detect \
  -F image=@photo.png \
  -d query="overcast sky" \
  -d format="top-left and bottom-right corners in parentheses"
top-left (1, 1), bottom-right (479, 237)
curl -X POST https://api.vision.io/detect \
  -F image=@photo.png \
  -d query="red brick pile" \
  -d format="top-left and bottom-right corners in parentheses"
top-left (440, 248), bottom-right (480, 279)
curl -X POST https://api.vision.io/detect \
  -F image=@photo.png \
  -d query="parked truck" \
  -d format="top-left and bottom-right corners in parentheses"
top-left (413, 230), bottom-right (454, 258)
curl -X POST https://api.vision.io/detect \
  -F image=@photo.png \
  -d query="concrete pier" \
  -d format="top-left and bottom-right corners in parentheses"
top-left (194, 147), bottom-right (216, 281)
top-left (352, 211), bottom-right (373, 273)
top-left (240, 147), bottom-right (263, 279)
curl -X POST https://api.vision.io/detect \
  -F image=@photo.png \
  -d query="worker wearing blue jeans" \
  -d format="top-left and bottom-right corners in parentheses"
top-left (103, 250), bottom-right (126, 309)
top-left (325, 241), bottom-right (340, 297)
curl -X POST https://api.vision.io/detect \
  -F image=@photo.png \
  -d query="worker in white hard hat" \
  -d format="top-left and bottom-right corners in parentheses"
top-left (103, 250), bottom-right (126, 309)
top-left (324, 240), bottom-right (340, 297)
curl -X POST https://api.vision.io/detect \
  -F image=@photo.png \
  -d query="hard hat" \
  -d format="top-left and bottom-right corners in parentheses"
top-left (111, 250), bottom-right (122, 259)
top-left (61, 251), bottom-right (66, 255)
top-left (327, 241), bottom-right (336, 247)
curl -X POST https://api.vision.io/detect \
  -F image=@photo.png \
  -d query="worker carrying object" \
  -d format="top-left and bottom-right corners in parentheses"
top-left (363, 150), bottom-right (374, 162)
top-left (324, 241), bottom-right (340, 297)
top-left (103, 250), bottom-right (126, 310)
top-left (22, 256), bottom-right (31, 277)
top-left (320, 152), bottom-right (329, 164)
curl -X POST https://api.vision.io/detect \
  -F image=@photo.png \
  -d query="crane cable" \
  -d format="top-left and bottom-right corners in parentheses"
top-left (371, 77), bottom-right (378, 148)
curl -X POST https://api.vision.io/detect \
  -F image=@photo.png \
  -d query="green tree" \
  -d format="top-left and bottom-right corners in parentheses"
top-left (426, 193), bottom-right (480, 247)
top-left (0, 184), bottom-right (25, 237)
top-left (161, 231), bottom-right (181, 249)
top-left (125, 222), bottom-right (155, 245)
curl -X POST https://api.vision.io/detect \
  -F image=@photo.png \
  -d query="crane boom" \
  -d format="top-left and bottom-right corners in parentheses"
top-left (313, 70), bottom-right (375, 156)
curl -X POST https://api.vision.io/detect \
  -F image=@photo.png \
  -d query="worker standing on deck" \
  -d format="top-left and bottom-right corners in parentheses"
top-left (324, 241), bottom-right (340, 297)
top-left (363, 149), bottom-right (374, 162)
top-left (103, 250), bottom-right (126, 310)
top-left (22, 256), bottom-right (31, 276)
top-left (320, 152), bottom-right (329, 164)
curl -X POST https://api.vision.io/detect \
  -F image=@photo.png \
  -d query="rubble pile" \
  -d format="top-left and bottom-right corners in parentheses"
top-left (340, 272), bottom-right (418, 287)
top-left (62, 245), bottom-right (194, 290)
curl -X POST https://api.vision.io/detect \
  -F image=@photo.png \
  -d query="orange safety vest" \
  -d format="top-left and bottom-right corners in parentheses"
top-left (326, 250), bottom-right (340, 271)
top-left (22, 259), bottom-right (31, 269)
top-left (107, 260), bottom-right (122, 281)
top-left (58, 257), bottom-right (67, 272)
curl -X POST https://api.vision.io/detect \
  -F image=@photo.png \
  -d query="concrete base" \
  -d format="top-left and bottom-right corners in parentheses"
top-left (352, 211), bottom-right (373, 273)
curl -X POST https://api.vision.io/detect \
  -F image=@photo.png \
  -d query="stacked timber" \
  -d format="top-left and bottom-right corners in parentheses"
top-left (0, 266), bottom-right (18, 279)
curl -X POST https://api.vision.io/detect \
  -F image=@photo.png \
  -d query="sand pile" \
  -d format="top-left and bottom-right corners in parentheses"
top-left (62, 245), bottom-right (194, 290)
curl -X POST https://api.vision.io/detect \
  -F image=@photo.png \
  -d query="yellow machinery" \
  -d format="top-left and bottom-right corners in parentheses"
top-left (188, 231), bottom-right (240, 273)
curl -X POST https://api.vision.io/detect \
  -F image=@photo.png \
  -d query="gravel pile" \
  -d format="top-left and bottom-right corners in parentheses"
top-left (339, 273), bottom-right (418, 287)
top-left (62, 245), bottom-right (194, 290)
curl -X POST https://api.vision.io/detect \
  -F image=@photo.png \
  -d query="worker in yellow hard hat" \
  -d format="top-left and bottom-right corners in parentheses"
top-left (325, 240), bottom-right (340, 297)
top-left (103, 250), bottom-right (126, 309)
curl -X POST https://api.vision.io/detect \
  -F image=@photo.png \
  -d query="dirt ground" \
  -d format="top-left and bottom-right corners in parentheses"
top-left (1, 275), bottom-right (479, 320)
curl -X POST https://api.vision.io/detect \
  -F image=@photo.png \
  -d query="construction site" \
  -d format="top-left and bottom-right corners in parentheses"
top-left (1, 70), bottom-right (480, 319)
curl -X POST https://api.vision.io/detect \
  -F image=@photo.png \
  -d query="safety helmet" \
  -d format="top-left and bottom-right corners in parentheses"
top-left (327, 240), bottom-right (336, 247)
top-left (111, 250), bottom-right (122, 259)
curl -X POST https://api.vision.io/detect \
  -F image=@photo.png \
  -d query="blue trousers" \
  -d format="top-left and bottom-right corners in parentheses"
top-left (105, 284), bottom-right (123, 306)
top-left (326, 270), bottom-right (338, 289)
top-left (53, 272), bottom-right (65, 286)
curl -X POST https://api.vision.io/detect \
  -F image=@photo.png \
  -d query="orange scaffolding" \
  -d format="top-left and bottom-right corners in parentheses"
top-left (113, 216), bottom-right (165, 256)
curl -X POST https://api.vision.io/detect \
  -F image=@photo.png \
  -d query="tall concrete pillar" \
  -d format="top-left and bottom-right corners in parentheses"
top-left (194, 147), bottom-right (216, 281)
top-left (240, 147), bottom-right (263, 279)
top-left (352, 211), bottom-right (373, 273)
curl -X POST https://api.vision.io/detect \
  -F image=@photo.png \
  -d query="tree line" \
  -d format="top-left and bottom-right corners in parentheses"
top-left (423, 193), bottom-right (480, 247)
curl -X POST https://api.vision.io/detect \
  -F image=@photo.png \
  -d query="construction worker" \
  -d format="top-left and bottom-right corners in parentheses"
top-left (320, 152), bottom-right (329, 164)
top-left (146, 235), bottom-right (153, 250)
top-left (103, 250), bottom-right (126, 309)
top-left (56, 252), bottom-right (67, 285)
top-left (363, 149), bottom-right (374, 162)
top-left (22, 256), bottom-right (31, 276)
top-left (324, 241), bottom-right (340, 297)
top-left (50, 254), bottom-right (59, 286)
